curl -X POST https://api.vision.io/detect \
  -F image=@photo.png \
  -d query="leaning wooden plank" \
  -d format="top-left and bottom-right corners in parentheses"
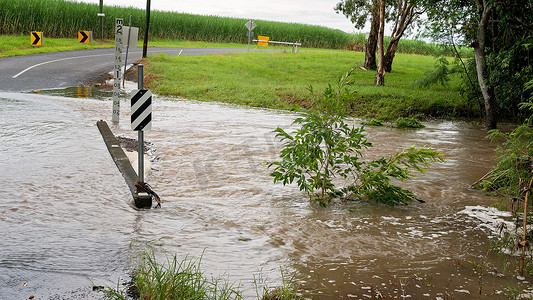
top-left (96, 120), bottom-right (152, 208)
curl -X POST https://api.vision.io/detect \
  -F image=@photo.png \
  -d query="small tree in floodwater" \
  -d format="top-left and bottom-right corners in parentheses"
top-left (268, 66), bottom-right (444, 207)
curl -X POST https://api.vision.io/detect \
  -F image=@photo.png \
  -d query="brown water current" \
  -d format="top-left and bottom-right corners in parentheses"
top-left (1, 92), bottom-right (532, 299)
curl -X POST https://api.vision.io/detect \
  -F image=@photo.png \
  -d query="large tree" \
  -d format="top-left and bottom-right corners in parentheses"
top-left (335, 0), bottom-right (380, 70)
top-left (425, 0), bottom-right (533, 129)
top-left (335, 0), bottom-right (425, 73)
top-left (383, 0), bottom-right (425, 72)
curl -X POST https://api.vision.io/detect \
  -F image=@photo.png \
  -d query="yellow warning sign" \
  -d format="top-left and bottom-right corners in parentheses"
top-left (78, 30), bottom-right (91, 43)
top-left (77, 86), bottom-right (89, 98)
top-left (31, 31), bottom-right (43, 46)
top-left (257, 36), bottom-right (269, 47)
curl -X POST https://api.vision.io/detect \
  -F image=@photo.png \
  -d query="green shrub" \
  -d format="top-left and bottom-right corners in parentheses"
top-left (269, 66), bottom-right (443, 206)
top-left (395, 117), bottom-right (425, 128)
top-left (361, 119), bottom-right (384, 126)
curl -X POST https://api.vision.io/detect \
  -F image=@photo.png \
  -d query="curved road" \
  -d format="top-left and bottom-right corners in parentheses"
top-left (0, 47), bottom-right (264, 93)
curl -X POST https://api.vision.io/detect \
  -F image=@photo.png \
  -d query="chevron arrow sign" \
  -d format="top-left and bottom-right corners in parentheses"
top-left (31, 31), bottom-right (43, 46)
top-left (131, 89), bottom-right (152, 131)
top-left (78, 30), bottom-right (92, 43)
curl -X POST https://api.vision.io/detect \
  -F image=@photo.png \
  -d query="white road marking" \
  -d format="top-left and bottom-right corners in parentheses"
top-left (11, 51), bottom-right (143, 79)
top-left (11, 49), bottom-right (188, 79)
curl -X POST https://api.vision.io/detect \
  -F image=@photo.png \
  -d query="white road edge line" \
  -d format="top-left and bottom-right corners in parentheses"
top-left (12, 53), bottom-right (109, 78)
top-left (11, 51), bottom-right (145, 79)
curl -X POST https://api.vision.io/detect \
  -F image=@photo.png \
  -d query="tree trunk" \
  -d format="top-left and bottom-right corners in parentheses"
top-left (375, 0), bottom-right (385, 86)
top-left (364, 0), bottom-right (379, 70)
top-left (383, 37), bottom-right (400, 73)
top-left (382, 1), bottom-right (418, 73)
top-left (519, 175), bottom-right (533, 277)
top-left (474, 47), bottom-right (497, 130)
top-left (474, 1), bottom-right (497, 130)
top-left (374, 71), bottom-right (385, 86)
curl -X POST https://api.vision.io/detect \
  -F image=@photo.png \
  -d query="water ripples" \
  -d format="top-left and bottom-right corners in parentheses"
top-left (0, 93), bottom-right (522, 299)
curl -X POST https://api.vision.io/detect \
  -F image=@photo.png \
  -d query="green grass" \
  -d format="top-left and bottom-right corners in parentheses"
top-left (133, 250), bottom-right (242, 300)
top-left (147, 38), bottom-right (304, 52)
top-left (143, 51), bottom-right (475, 120)
top-left (394, 117), bottom-right (426, 128)
top-left (0, 35), bottom-right (113, 57)
top-left (0, 0), bottom-right (349, 49)
top-left (256, 269), bottom-right (303, 300)
top-left (0, 35), bottom-right (301, 57)
top-left (1, 0), bottom-right (475, 121)
top-left (0, 33), bottom-right (473, 120)
top-left (0, 0), bottom-right (473, 56)
top-left (101, 248), bottom-right (302, 300)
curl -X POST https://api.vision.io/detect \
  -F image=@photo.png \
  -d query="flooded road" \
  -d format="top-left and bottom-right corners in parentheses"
top-left (0, 91), bottom-right (530, 299)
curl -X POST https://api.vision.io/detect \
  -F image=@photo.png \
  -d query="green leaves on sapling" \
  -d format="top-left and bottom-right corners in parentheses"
top-left (268, 66), bottom-right (443, 206)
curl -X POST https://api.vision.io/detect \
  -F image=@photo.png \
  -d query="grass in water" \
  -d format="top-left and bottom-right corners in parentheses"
top-left (394, 117), bottom-right (425, 128)
top-left (256, 269), bottom-right (303, 300)
top-left (100, 249), bottom-right (302, 300)
top-left (361, 119), bottom-right (385, 126)
top-left (134, 250), bottom-right (241, 299)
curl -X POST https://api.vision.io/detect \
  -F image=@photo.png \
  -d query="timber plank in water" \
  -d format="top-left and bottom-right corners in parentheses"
top-left (96, 120), bottom-right (152, 209)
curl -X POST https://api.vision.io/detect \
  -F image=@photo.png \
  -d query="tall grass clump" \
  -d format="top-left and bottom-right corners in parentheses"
top-left (0, 0), bottom-right (350, 49)
top-left (133, 250), bottom-right (242, 300)
top-left (100, 248), bottom-right (304, 300)
top-left (256, 269), bottom-right (303, 300)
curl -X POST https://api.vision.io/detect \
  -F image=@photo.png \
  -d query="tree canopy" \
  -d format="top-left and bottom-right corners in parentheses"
top-left (335, 0), bottom-right (425, 85)
top-left (425, 0), bottom-right (533, 129)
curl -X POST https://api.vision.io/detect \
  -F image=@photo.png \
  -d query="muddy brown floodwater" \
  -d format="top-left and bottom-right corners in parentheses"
top-left (1, 90), bottom-right (531, 299)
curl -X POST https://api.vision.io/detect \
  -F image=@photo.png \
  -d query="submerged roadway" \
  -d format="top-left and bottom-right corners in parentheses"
top-left (0, 47), bottom-right (266, 93)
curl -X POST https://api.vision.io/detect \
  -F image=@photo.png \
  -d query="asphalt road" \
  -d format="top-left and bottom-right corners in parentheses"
top-left (0, 47), bottom-right (265, 93)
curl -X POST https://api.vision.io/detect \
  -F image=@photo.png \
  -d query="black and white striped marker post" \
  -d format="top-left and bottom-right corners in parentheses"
top-left (131, 80), bottom-right (152, 185)
top-left (131, 89), bottom-right (152, 131)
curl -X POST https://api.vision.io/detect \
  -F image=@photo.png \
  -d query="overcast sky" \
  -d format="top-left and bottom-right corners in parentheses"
top-left (72, 0), bottom-right (363, 33)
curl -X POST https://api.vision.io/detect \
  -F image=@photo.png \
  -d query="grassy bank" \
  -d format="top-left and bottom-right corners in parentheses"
top-left (0, 35), bottom-right (114, 57)
top-left (141, 50), bottom-right (476, 120)
top-left (0, 0), bottom-right (471, 56)
top-left (0, 33), bottom-right (474, 120)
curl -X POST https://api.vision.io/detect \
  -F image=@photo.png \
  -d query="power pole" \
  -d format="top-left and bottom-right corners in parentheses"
top-left (142, 0), bottom-right (151, 58)
top-left (98, 0), bottom-right (104, 40)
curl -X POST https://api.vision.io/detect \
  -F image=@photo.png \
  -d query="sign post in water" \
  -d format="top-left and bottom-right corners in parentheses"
top-left (131, 65), bottom-right (152, 183)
